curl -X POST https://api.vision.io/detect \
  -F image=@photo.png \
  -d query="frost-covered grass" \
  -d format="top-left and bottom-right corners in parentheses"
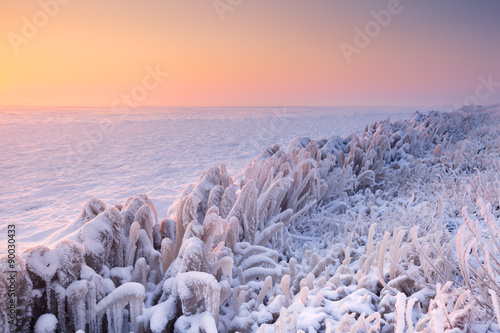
top-left (1, 105), bottom-right (500, 332)
top-left (0, 106), bottom-right (418, 253)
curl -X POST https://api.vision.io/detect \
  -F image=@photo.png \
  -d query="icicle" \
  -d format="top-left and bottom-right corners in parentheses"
top-left (95, 283), bottom-right (145, 333)
top-left (66, 280), bottom-right (88, 332)
top-left (255, 276), bottom-right (273, 309)
top-left (281, 275), bottom-right (293, 305)
top-left (300, 286), bottom-right (309, 304)
top-left (160, 237), bottom-right (174, 274)
top-left (394, 292), bottom-right (406, 333)
top-left (54, 283), bottom-right (66, 333)
top-left (132, 258), bottom-right (148, 289)
top-left (126, 222), bottom-right (140, 266)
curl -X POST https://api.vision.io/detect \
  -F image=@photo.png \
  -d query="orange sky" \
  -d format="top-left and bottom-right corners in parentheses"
top-left (1, 0), bottom-right (499, 107)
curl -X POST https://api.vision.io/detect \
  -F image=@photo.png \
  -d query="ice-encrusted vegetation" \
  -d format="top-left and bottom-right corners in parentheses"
top-left (1, 106), bottom-right (500, 332)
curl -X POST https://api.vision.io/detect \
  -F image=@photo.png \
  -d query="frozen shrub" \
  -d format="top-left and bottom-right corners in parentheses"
top-left (95, 282), bottom-right (145, 333)
top-left (55, 240), bottom-right (85, 288)
top-left (9, 106), bottom-right (500, 332)
top-left (135, 204), bottom-right (156, 245)
top-left (175, 272), bottom-right (221, 328)
top-left (80, 207), bottom-right (124, 271)
top-left (0, 255), bottom-right (33, 332)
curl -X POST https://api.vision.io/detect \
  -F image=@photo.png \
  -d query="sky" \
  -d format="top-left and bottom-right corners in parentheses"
top-left (1, 0), bottom-right (499, 108)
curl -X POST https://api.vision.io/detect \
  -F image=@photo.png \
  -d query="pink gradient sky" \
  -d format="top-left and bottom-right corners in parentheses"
top-left (1, 0), bottom-right (499, 107)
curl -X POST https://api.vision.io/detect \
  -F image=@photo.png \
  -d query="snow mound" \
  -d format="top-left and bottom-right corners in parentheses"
top-left (34, 314), bottom-right (57, 333)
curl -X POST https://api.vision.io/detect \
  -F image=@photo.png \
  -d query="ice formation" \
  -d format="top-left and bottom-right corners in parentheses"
top-left (1, 106), bottom-right (500, 332)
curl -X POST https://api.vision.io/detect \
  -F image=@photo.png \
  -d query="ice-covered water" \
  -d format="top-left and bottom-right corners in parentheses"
top-left (0, 106), bottom-right (446, 253)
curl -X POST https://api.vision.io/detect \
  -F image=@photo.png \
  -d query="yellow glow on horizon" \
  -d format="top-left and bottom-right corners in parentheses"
top-left (1, 0), bottom-right (499, 107)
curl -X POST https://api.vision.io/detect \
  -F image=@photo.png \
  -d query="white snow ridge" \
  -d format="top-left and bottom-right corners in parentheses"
top-left (1, 105), bottom-right (500, 332)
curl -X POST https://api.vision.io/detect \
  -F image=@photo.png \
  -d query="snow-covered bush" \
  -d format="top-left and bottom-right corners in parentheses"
top-left (1, 105), bottom-right (500, 332)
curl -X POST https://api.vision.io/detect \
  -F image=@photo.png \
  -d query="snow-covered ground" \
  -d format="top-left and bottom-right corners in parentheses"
top-left (2, 105), bottom-right (500, 333)
top-left (0, 106), bottom-right (433, 252)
